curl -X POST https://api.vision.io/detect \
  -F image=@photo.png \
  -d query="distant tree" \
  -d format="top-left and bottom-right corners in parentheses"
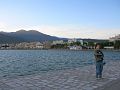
top-left (99, 41), bottom-right (114, 49)
top-left (69, 42), bottom-right (81, 46)
top-left (75, 42), bottom-right (81, 46)
top-left (83, 42), bottom-right (88, 46)
top-left (69, 43), bottom-right (74, 46)
top-left (87, 42), bottom-right (94, 46)
top-left (114, 40), bottom-right (120, 49)
top-left (51, 44), bottom-right (68, 49)
top-left (102, 41), bottom-right (114, 46)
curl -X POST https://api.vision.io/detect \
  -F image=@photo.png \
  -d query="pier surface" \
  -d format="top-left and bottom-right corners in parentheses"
top-left (0, 61), bottom-right (120, 90)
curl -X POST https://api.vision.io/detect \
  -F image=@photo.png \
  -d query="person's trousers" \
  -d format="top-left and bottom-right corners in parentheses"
top-left (96, 61), bottom-right (103, 78)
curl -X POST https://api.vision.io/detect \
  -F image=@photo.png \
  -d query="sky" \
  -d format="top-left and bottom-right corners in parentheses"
top-left (0, 0), bottom-right (120, 39)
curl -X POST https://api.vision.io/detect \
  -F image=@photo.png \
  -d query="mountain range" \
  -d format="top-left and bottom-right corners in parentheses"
top-left (0, 30), bottom-right (106, 44)
top-left (0, 30), bottom-right (67, 44)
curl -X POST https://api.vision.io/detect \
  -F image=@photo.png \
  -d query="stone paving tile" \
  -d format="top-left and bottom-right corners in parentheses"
top-left (0, 81), bottom-right (13, 90)
top-left (0, 61), bottom-right (120, 90)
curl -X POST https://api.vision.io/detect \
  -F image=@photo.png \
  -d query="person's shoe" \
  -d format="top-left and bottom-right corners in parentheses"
top-left (96, 77), bottom-right (101, 80)
top-left (99, 77), bottom-right (104, 79)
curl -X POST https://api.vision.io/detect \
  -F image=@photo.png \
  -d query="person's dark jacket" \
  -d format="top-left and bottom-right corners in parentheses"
top-left (94, 49), bottom-right (104, 62)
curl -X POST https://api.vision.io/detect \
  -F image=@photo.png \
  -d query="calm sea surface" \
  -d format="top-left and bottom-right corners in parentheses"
top-left (0, 50), bottom-right (120, 78)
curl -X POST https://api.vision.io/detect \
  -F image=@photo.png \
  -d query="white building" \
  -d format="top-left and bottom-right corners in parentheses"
top-left (68, 38), bottom-right (77, 43)
top-left (104, 46), bottom-right (114, 49)
top-left (68, 45), bottom-right (82, 50)
top-left (52, 40), bottom-right (64, 45)
top-left (68, 38), bottom-right (83, 45)
top-left (109, 34), bottom-right (120, 41)
top-left (36, 42), bottom-right (44, 49)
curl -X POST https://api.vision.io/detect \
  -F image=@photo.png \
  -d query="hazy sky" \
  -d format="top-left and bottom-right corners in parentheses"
top-left (0, 0), bottom-right (120, 39)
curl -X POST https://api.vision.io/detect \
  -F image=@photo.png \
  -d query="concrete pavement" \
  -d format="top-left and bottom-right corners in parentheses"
top-left (95, 78), bottom-right (120, 90)
top-left (0, 61), bottom-right (120, 90)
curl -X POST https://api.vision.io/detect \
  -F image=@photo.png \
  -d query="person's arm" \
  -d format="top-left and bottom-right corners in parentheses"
top-left (99, 50), bottom-right (104, 58)
top-left (94, 50), bottom-right (99, 60)
top-left (94, 50), bottom-right (98, 56)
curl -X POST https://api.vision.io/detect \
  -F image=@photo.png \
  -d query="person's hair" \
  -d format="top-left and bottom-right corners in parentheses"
top-left (95, 43), bottom-right (101, 49)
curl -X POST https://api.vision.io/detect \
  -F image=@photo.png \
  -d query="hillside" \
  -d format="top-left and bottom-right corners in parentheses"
top-left (0, 33), bottom-right (24, 44)
top-left (0, 30), bottom-right (66, 43)
top-left (0, 30), bottom-right (107, 44)
top-left (9, 30), bottom-right (62, 41)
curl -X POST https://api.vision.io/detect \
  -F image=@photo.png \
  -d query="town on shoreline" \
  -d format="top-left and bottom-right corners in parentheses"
top-left (0, 34), bottom-right (120, 50)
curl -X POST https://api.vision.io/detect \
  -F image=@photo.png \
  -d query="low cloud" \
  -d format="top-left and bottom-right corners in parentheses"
top-left (0, 22), bottom-right (7, 29)
top-left (1, 24), bottom-right (120, 39)
top-left (21, 25), bottom-right (120, 39)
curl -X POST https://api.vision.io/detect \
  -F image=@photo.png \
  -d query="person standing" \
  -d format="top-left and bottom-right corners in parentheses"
top-left (94, 43), bottom-right (104, 79)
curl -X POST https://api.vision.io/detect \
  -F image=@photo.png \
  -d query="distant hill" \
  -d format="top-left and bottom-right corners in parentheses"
top-left (0, 30), bottom-right (67, 43)
top-left (83, 39), bottom-right (107, 43)
top-left (0, 33), bottom-right (24, 44)
top-left (0, 30), bottom-right (107, 44)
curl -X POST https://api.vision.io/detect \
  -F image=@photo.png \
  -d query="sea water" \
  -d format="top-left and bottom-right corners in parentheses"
top-left (0, 50), bottom-right (119, 78)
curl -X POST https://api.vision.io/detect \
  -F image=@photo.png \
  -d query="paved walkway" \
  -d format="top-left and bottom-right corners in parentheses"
top-left (95, 78), bottom-right (120, 90)
top-left (0, 61), bottom-right (120, 90)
